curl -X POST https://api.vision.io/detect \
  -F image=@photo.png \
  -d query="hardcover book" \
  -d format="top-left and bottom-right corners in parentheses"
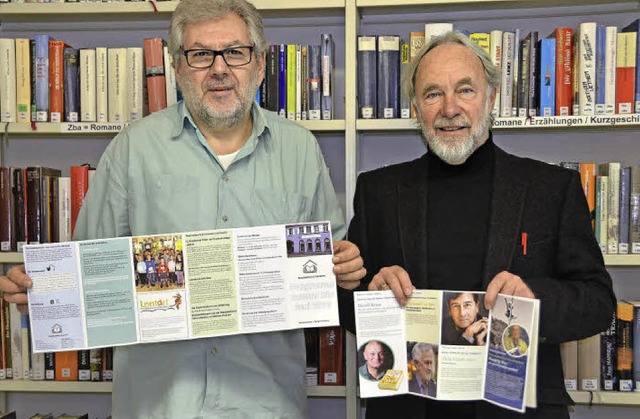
top-left (357, 36), bottom-right (377, 119)
top-left (376, 36), bottom-right (400, 119)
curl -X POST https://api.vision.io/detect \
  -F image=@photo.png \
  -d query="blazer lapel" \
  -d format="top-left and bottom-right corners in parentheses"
top-left (483, 147), bottom-right (528, 288)
top-left (398, 156), bottom-right (429, 289)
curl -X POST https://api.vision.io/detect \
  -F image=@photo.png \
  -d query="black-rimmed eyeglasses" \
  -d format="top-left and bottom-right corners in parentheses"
top-left (182, 46), bottom-right (254, 69)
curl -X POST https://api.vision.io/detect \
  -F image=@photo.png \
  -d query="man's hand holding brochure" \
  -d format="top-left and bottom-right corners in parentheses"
top-left (354, 289), bottom-right (540, 413)
top-left (25, 222), bottom-right (340, 353)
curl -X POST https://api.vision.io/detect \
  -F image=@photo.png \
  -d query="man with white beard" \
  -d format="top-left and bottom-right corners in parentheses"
top-left (339, 31), bottom-right (615, 419)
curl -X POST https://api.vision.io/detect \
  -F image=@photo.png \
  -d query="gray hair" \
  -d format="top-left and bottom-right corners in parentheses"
top-left (411, 342), bottom-right (435, 361)
top-left (169, 0), bottom-right (268, 63)
top-left (403, 31), bottom-right (501, 106)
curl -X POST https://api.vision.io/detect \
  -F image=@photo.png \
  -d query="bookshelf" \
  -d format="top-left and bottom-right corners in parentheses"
top-left (1, 0), bottom-right (640, 418)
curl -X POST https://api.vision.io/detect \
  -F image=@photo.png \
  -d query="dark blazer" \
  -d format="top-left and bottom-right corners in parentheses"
top-left (340, 143), bottom-right (616, 418)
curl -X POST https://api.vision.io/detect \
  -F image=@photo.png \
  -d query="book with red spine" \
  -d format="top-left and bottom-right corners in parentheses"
top-left (555, 27), bottom-right (573, 116)
top-left (143, 38), bottom-right (167, 114)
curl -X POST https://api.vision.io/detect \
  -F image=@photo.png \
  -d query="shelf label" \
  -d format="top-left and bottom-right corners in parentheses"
top-left (62, 122), bottom-right (129, 133)
top-left (493, 114), bottom-right (640, 128)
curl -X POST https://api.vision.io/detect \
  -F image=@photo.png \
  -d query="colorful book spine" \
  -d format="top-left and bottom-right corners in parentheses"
top-left (321, 33), bottom-right (334, 120)
top-left (489, 30), bottom-right (503, 118)
top-left (616, 301), bottom-right (634, 391)
top-left (621, 19), bottom-right (640, 113)
top-left (616, 32), bottom-right (637, 114)
top-left (595, 25), bottom-right (607, 115)
top-left (63, 48), bottom-right (80, 123)
top-left (620, 166), bottom-right (631, 254)
top-left (555, 28), bottom-right (573, 116)
top-left (539, 38), bottom-right (556, 116)
top-left (143, 38), bottom-right (167, 115)
top-left (286, 44), bottom-right (297, 121)
top-left (70, 165), bottom-right (90, 236)
top-left (15, 38), bottom-right (31, 123)
top-left (377, 36), bottom-right (400, 119)
top-left (300, 45), bottom-right (309, 120)
top-left (48, 40), bottom-right (65, 123)
top-left (357, 36), bottom-right (377, 119)
top-left (399, 40), bottom-right (411, 119)
top-left (631, 166), bottom-right (640, 254)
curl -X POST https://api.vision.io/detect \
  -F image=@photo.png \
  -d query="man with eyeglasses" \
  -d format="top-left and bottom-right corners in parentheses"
top-left (0, 0), bottom-right (365, 417)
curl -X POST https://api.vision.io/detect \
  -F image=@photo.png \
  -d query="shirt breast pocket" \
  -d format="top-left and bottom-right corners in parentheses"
top-left (511, 236), bottom-right (555, 278)
top-left (250, 188), bottom-right (309, 225)
top-left (147, 175), bottom-right (201, 227)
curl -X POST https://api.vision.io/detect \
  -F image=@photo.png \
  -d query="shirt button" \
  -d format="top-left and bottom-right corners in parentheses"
top-left (222, 215), bottom-right (228, 222)
top-left (222, 175), bottom-right (229, 182)
top-left (210, 347), bottom-right (218, 356)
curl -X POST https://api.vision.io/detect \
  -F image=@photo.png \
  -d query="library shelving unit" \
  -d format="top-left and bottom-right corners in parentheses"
top-left (1, 0), bottom-right (640, 417)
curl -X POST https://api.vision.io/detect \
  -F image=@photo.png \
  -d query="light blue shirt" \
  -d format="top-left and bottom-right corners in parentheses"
top-left (74, 101), bottom-right (345, 419)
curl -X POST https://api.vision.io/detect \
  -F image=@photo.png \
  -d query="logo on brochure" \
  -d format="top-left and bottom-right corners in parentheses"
top-left (139, 292), bottom-right (183, 312)
top-left (302, 260), bottom-right (318, 274)
top-left (51, 324), bottom-right (63, 334)
top-left (504, 297), bottom-right (518, 323)
top-left (46, 264), bottom-right (55, 272)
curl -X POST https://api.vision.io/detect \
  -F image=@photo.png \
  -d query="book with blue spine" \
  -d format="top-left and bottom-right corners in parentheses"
top-left (63, 48), bottom-right (80, 123)
top-left (321, 33), bottom-right (334, 120)
top-left (539, 38), bottom-right (555, 116)
top-left (357, 36), bottom-right (377, 119)
top-left (377, 36), bottom-right (400, 119)
top-left (308, 45), bottom-right (322, 121)
top-left (34, 34), bottom-right (50, 122)
top-left (621, 19), bottom-right (640, 113)
top-left (595, 25), bottom-right (607, 114)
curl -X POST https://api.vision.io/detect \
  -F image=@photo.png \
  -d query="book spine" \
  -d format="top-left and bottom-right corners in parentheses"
top-left (595, 25), bottom-right (607, 115)
top-left (621, 19), bottom-right (640, 112)
top-left (604, 27), bottom-right (618, 115)
top-left (539, 38), bottom-right (556, 116)
top-left (78, 349), bottom-right (90, 381)
top-left (107, 48), bottom-right (128, 122)
top-left (517, 33), bottom-right (531, 117)
top-left (63, 48), bottom-right (80, 122)
top-left (26, 167), bottom-right (42, 244)
top-left (143, 38), bottom-right (167, 115)
top-left (630, 166), bottom-right (640, 253)
top-left (632, 304), bottom-right (640, 390)
top-left (12, 168), bottom-right (27, 251)
top-left (304, 329), bottom-right (319, 386)
top-left (357, 36), bottom-right (377, 119)
top-left (278, 44), bottom-right (286, 117)
top-left (579, 163), bottom-right (597, 230)
top-left (55, 350), bottom-right (78, 381)
top-left (101, 347), bottom-right (113, 381)
top-left (510, 29), bottom-right (520, 117)
top-left (489, 30), bottom-right (503, 118)
top-left (578, 22), bottom-right (596, 115)
top-left (555, 28), bottom-right (573, 116)
top-left (0, 167), bottom-right (12, 252)
top-left (15, 38), bottom-right (31, 123)
top-left (44, 352), bottom-right (55, 380)
top-left (30, 39), bottom-right (37, 122)
top-left (163, 45), bottom-right (177, 107)
top-left (301, 45), bottom-right (309, 120)
top-left (620, 166), bottom-right (631, 254)
top-left (560, 341), bottom-right (578, 390)
top-left (500, 31), bottom-right (514, 117)
top-left (0, 38), bottom-right (17, 123)
top-left (616, 301), bottom-right (634, 391)
top-left (616, 32), bottom-right (637, 114)
top-left (96, 47), bottom-right (108, 123)
top-left (267, 45), bottom-right (279, 113)
top-left (286, 44), bottom-right (296, 120)
top-left (296, 45), bottom-right (302, 120)
top-left (57, 177), bottom-right (71, 243)
top-left (307, 45), bottom-right (321, 121)
top-left (20, 314), bottom-right (29, 379)
top-left (80, 49), bottom-right (96, 122)
top-left (9, 304), bottom-right (22, 380)
top-left (578, 333), bottom-right (601, 390)
top-left (321, 33), bottom-right (334, 120)
top-left (528, 31), bottom-right (539, 117)
top-left (607, 163), bottom-right (621, 254)
top-left (399, 40), bottom-right (411, 119)
top-left (376, 36), bottom-right (400, 119)
top-left (48, 40), bottom-right (65, 123)
top-left (3, 301), bottom-right (10, 379)
top-left (70, 166), bottom-right (89, 236)
top-left (318, 326), bottom-right (344, 385)
top-left (601, 311), bottom-right (617, 390)
top-left (595, 175), bottom-right (608, 253)
top-left (89, 348), bottom-right (102, 381)
top-left (127, 47), bottom-right (144, 122)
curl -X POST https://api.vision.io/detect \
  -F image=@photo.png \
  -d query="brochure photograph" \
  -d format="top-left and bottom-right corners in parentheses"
top-left (25, 221), bottom-right (339, 353)
top-left (354, 289), bottom-right (539, 413)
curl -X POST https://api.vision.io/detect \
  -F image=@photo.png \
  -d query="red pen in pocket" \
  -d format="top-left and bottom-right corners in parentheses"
top-left (521, 233), bottom-right (528, 255)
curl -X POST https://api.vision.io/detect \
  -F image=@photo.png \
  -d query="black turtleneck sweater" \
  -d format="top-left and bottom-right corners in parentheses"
top-left (426, 137), bottom-right (494, 292)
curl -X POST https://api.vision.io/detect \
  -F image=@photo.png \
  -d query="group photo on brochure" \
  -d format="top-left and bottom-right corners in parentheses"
top-left (0, 0), bottom-right (634, 418)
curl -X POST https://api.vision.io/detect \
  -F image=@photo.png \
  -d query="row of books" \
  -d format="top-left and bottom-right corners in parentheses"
top-left (257, 38), bottom-right (335, 121)
top-left (0, 165), bottom-right (95, 252)
top-left (0, 299), bottom-right (113, 382)
top-left (304, 326), bottom-right (344, 386)
top-left (561, 162), bottom-right (640, 255)
top-left (357, 19), bottom-right (640, 120)
top-left (0, 36), bottom-right (179, 124)
top-left (561, 300), bottom-right (639, 392)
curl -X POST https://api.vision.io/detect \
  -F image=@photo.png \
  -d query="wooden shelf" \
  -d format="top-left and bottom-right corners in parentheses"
top-left (357, 0), bottom-right (637, 7)
top-left (0, 120), bottom-right (346, 135)
top-left (0, 253), bottom-right (22, 264)
top-left (357, 115), bottom-right (640, 132)
top-left (307, 386), bottom-right (346, 397)
top-left (569, 390), bottom-right (640, 406)
top-left (0, 381), bottom-right (112, 393)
